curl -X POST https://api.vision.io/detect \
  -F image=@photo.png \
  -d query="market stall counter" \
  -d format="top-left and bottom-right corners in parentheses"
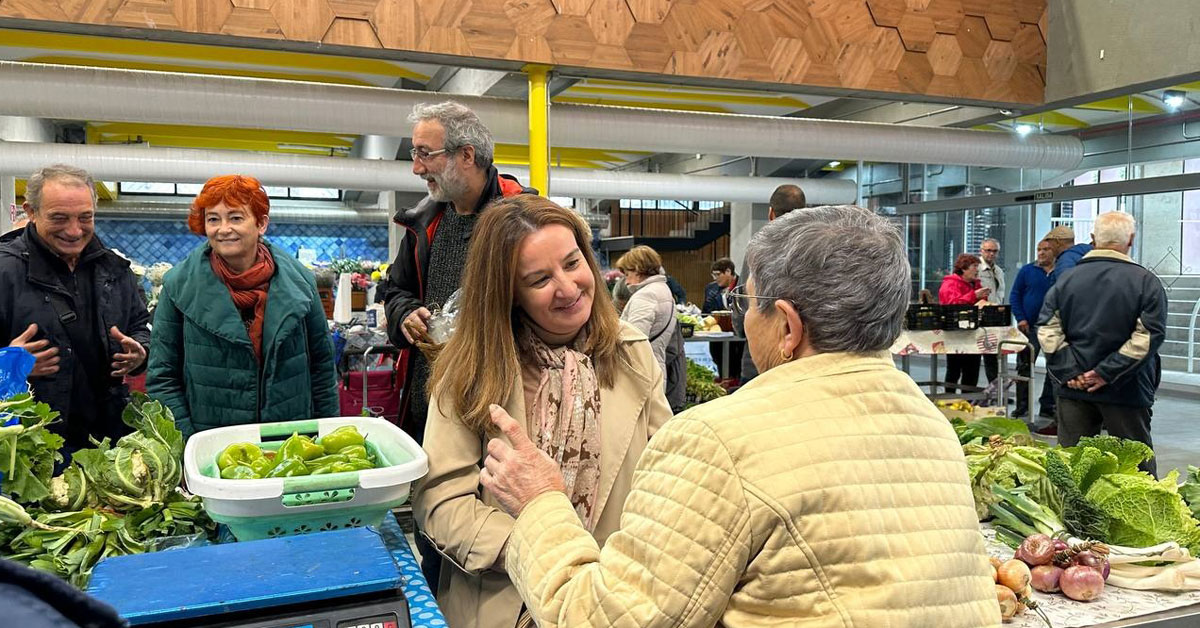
top-left (87, 513), bottom-right (445, 627)
top-left (891, 325), bottom-right (1030, 406)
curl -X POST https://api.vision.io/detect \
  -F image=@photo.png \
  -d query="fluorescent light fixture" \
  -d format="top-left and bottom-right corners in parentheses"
top-left (1164, 89), bottom-right (1186, 109)
top-left (1015, 124), bottom-right (1034, 136)
top-left (827, 161), bottom-right (841, 168)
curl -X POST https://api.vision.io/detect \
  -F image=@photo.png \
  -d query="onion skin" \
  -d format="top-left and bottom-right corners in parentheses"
top-left (1018, 534), bottom-right (1056, 566)
top-left (996, 584), bottom-right (1020, 621)
top-left (1031, 565), bottom-right (1064, 593)
top-left (1073, 551), bottom-right (1111, 580)
top-left (998, 559), bottom-right (1033, 592)
top-left (1060, 565), bottom-right (1105, 602)
top-left (1051, 539), bottom-right (1069, 553)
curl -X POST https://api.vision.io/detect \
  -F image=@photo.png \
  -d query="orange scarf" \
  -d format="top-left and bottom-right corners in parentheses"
top-left (210, 242), bottom-right (275, 362)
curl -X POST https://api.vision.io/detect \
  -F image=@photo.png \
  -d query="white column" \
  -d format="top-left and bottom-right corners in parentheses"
top-left (0, 176), bottom-right (15, 234)
top-left (0, 116), bottom-right (53, 234)
top-left (729, 202), bottom-right (770, 274)
top-left (380, 191), bottom-right (404, 263)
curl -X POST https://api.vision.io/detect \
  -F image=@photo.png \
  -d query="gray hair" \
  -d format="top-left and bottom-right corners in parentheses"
top-left (982, 238), bottom-right (1000, 248)
top-left (408, 101), bottom-right (494, 169)
top-left (746, 205), bottom-right (910, 353)
top-left (1092, 211), bottom-right (1136, 248)
top-left (25, 164), bottom-right (97, 212)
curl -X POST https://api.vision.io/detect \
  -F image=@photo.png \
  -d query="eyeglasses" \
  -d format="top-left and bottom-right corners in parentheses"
top-left (727, 285), bottom-right (792, 317)
top-left (410, 146), bottom-right (455, 162)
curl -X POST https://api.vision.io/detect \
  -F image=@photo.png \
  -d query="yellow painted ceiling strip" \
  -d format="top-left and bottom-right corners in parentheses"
top-left (564, 84), bottom-right (809, 109)
top-left (1016, 111), bottom-right (1088, 128)
top-left (1175, 81), bottom-right (1200, 92)
top-left (89, 123), bottom-right (356, 147)
top-left (23, 55), bottom-right (377, 86)
top-left (552, 96), bottom-right (732, 113)
top-left (1075, 96), bottom-right (1164, 114)
top-left (0, 28), bottom-right (428, 81)
top-left (93, 134), bottom-right (350, 156)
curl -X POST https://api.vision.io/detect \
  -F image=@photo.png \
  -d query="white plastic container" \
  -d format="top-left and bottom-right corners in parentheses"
top-left (183, 416), bottom-right (428, 540)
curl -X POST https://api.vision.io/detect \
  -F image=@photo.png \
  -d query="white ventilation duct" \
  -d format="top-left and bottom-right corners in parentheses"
top-left (0, 62), bottom-right (1083, 170)
top-left (0, 142), bottom-right (857, 204)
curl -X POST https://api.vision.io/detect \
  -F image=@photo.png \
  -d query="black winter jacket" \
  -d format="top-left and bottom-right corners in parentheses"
top-left (0, 227), bottom-right (151, 443)
top-left (1037, 249), bottom-right (1166, 408)
top-left (0, 558), bottom-right (125, 628)
top-left (383, 167), bottom-right (535, 425)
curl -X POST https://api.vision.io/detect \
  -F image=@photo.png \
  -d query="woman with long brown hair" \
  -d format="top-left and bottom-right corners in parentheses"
top-left (414, 194), bottom-right (671, 628)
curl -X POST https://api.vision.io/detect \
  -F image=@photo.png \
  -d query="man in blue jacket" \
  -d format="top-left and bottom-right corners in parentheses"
top-left (1038, 212), bottom-right (1165, 475)
top-left (1045, 225), bottom-right (1093, 284)
top-left (1010, 239), bottom-right (1056, 420)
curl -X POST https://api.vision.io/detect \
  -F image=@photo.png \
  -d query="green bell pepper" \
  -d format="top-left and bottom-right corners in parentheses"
top-left (220, 464), bottom-right (257, 480)
top-left (278, 433), bottom-right (324, 461)
top-left (266, 457), bottom-right (310, 478)
top-left (249, 456), bottom-right (276, 477)
top-left (303, 454), bottom-right (348, 472)
top-left (336, 444), bottom-right (369, 461)
top-left (217, 442), bottom-right (264, 471)
top-left (320, 426), bottom-right (366, 454)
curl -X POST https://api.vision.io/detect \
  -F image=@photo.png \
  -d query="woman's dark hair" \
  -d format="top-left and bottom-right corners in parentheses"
top-left (953, 253), bottom-right (981, 275)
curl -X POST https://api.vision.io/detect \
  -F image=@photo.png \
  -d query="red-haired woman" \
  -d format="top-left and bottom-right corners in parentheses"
top-left (938, 253), bottom-right (991, 393)
top-left (146, 175), bottom-right (338, 437)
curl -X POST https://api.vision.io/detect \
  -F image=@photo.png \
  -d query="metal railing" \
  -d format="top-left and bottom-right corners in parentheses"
top-left (1188, 297), bottom-right (1200, 373)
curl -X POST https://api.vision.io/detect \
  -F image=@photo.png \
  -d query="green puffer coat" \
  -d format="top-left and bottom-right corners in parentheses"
top-left (146, 241), bottom-right (339, 438)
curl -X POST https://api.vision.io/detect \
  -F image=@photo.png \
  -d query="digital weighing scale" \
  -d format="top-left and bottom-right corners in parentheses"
top-left (88, 525), bottom-right (420, 628)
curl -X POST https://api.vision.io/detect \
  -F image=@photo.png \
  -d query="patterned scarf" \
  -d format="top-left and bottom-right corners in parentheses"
top-left (210, 242), bottom-right (275, 362)
top-left (516, 323), bottom-right (603, 530)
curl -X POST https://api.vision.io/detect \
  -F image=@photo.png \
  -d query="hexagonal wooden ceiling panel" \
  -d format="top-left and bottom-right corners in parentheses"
top-left (0, 0), bottom-right (1047, 104)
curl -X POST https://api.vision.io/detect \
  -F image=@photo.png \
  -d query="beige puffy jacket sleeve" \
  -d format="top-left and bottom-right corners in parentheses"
top-left (506, 416), bottom-right (752, 627)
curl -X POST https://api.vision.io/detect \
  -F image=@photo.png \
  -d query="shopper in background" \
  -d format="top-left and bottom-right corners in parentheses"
top-left (480, 205), bottom-right (1000, 628)
top-left (146, 175), bottom-right (337, 438)
top-left (1038, 212), bottom-right (1165, 476)
top-left (414, 195), bottom-right (670, 628)
top-left (939, 253), bottom-right (990, 392)
top-left (383, 101), bottom-right (536, 446)
top-left (709, 257), bottom-right (743, 382)
top-left (1010, 240), bottom-right (1057, 421)
top-left (702, 277), bottom-right (722, 312)
top-left (615, 246), bottom-right (685, 411)
top-left (978, 238), bottom-right (1006, 386)
top-left (0, 164), bottom-right (150, 455)
top-left (1045, 225), bottom-right (1093, 283)
top-left (0, 557), bottom-right (125, 628)
top-left (735, 183), bottom-right (806, 384)
top-left (0, 208), bottom-right (28, 243)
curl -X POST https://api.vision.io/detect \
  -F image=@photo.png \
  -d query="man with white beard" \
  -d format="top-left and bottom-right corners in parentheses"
top-left (385, 101), bottom-right (536, 443)
top-left (383, 100), bottom-right (536, 588)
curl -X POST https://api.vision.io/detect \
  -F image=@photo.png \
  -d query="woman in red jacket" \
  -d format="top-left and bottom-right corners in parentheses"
top-left (939, 253), bottom-right (991, 392)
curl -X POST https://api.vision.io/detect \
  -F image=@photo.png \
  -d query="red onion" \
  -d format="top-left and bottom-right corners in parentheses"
top-left (1060, 565), bottom-right (1105, 601)
top-left (1031, 565), bottom-right (1064, 593)
top-left (1017, 534), bottom-right (1056, 566)
top-left (1073, 550), bottom-right (1111, 580)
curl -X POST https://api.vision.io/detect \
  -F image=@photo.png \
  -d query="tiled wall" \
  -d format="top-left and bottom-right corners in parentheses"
top-left (95, 219), bottom-right (390, 265)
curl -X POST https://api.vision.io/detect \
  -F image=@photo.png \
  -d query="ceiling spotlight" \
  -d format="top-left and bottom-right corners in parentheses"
top-left (827, 161), bottom-right (841, 168)
top-left (1164, 89), bottom-right (1186, 109)
top-left (1015, 124), bottom-right (1034, 136)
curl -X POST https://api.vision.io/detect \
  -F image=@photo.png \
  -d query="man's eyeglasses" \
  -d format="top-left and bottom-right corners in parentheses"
top-left (410, 146), bottom-right (455, 162)
top-left (727, 285), bottom-right (792, 317)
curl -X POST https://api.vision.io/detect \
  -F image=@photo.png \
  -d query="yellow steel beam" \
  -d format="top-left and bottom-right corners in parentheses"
top-left (563, 84), bottom-right (809, 109)
top-left (22, 55), bottom-right (377, 86)
top-left (0, 28), bottom-right (428, 81)
top-left (526, 64), bottom-right (551, 195)
top-left (1015, 111), bottom-right (1089, 128)
top-left (12, 180), bottom-right (115, 202)
top-left (88, 123), bottom-right (355, 148)
top-left (1074, 96), bottom-right (1164, 114)
top-left (551, 95), bottom-right (732, 113)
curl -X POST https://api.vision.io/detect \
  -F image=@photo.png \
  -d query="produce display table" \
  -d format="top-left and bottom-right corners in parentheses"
top-left (685, 331), bottom-right (744, 378)
top-left (891, 326), bottom-right (1029, 404)
top-left (88, 512), bottom-right (445, 627)
top-left (983, 527), bottom-right (1200, 627)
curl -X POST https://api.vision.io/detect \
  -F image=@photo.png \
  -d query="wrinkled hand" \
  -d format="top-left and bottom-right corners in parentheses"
top-left (1067, 370), bottom-right (1107, 393)
top-left (976, 287), bottom-right (991, 300)
top-left (8, 323), bottom-right (59, 377)
top-left (1017, 320), bottom-right (1029, 334)
top-left (109, 326), bottom-right (146, 377)
top-left (401, 307), bottom-right (432, 344)
top-left (480, 405), bottom-right (566, 518)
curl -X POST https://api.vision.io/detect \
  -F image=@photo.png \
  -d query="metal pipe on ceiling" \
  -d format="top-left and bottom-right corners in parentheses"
top-left (0, 142), bottom-right (858, 204)
top-left (0, 61), bottom-right (1084, 170)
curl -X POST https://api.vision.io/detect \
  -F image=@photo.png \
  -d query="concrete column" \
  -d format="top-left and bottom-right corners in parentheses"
top-left (0, 176), bottom-right (15, 234)
top-left (1140, 160), bottom-right (1184, 273)
top-left (730, 202), bottom-right (770, 274)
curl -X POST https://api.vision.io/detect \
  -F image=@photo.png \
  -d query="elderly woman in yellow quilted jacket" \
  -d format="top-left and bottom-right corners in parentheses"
top-left (481, 205), bottom-right (1002, 627)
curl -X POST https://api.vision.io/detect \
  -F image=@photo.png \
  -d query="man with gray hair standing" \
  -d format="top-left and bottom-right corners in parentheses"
top-left (977, 238), bottom-right (1005, 386)
top-left (1038, 212), bottom-right (1165, 475)
top-left (384, 101), bottom-right (537, 443)
top-left (0, 164), bottom-right (150, 455)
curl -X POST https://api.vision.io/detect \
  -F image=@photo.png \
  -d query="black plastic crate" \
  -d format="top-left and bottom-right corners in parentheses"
top-left (941, 304), bottom-right (979, 330)
top-left (905, 303), bottom-right (943, 331)
top-left (979, 304), bottom-right (1012, 327)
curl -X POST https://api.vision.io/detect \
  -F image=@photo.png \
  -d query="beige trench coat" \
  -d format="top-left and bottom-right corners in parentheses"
top-left (413, 321), bottom-right (672, 628)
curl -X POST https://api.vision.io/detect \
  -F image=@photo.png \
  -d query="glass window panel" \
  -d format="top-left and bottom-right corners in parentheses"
top-left (120, 182), bottom-right (175, 194)
top-left (264, 186), bottom-right (289, 198)
top-left (177, 183), bottom-right (203, 196)
top-left (289, 187), bottom-right (339, 199)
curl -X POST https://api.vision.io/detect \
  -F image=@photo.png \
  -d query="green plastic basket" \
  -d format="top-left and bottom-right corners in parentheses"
top-left (206, 498), bottom-right (409, 541)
